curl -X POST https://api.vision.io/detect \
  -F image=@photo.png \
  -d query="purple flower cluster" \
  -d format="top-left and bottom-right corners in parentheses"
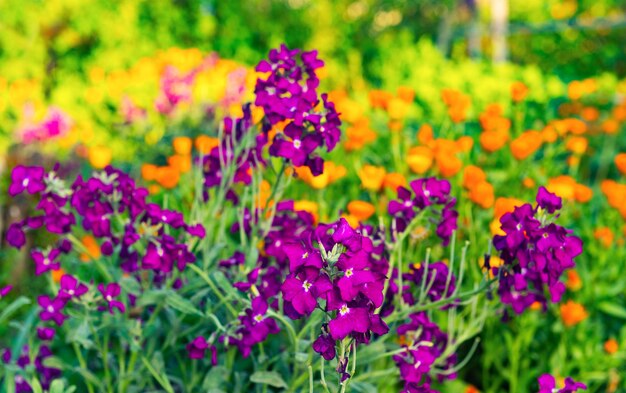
top-left (186, 336), bottom-right (218, 364)
top-left (393, 312), bottom-right (457, 393)
top-left (537, 374), bottom-right (586, 393)
top-left (280, 218), bottom-right (389, 360)
top-left (2, 345), bottom-right (61, 391)
top-left (200, 104), bottom-right (266, 200)
top-left (388, 177), bottom-right (458, 246)
top-left (6, 165), bottom-right (204, 282)
top-left (255, 45), bottom-right (341, 176)
top-left (492, 187), bottom-right (583, 314)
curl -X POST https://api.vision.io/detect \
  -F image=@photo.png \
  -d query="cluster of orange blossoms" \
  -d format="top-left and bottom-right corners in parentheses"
top-left (441, 88), bottom-right (471, 123)
top-left (141, 136), bottom-right (202, 192)
top-left (407, 124), bottom-right (473, 177)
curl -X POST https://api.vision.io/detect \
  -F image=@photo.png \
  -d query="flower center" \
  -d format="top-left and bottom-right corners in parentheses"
top-left (302, 251), bottom-right (309, 259)
top-left (275, 240), bottom-right (282, 247)
top-left (403, 200), bottom-right (412, 207)
top-left (339, 304), bottom-right (350, 316)
top-left (43, 258), bottom-right (50, 266)
top-left (293, 139), bottom-right (302, 149)
top-left (106, 295), bottom-right (113, 302)
top-left (516, 223), bottom-right (522, 230)
top-left (68, 289), bottom-right (75, 295)
top-left (302, 280), bottom-right (313, 292)
top-left (345, 268), bottom-right (354, 278)
top-left (22, 178), bottom-right (29, 187)
top-left (46, 305), bottom-right (54, 313)
top-left (254, 314), bottom-right (263, 323)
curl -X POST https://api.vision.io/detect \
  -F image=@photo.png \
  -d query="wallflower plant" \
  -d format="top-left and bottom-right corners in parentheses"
top-left (0, 46), bottom-right (586, 393)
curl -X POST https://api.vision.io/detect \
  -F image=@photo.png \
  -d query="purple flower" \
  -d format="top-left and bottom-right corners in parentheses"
top-left (536, 186), bottom-right (562, 214)
top-left (37, 327), bottom-right (56, 341)
top-left (38, 296), bottom-right (67, 326)
top-left (255, 45), bottom-right (341, 175)
top-left (6, 223), bottom-right (26, 248)
top-left (58, 274), bottom-right (89, 300)
top-left (186, 336), bottom-right (209, 359)
top-left (1, 285), bottom-right (12, 298)
top-left (98, 283), bottom-right (125, 314)
top-left (281, 268), bottom-right (332, 316)
top-left (312, 328), bottom-right (336, 360)
top-left (388, 177), bottom-right (458, 246)
top-left (31, 249), bottom-right (61, 275)
top-left (538, 374), bottom-right (587, 393)
top-left (394, 346), bottom-right (436, 385)
top-left (8, 165), bottom-right (46, 196)
top-left (328, 304), bottom-right (370, 340)
top-left (493, 188), bottom-right (583, 314)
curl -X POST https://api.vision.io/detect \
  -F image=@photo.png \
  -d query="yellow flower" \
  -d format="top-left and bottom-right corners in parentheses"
top-left (88, 146), bottom-right (112, 169)
top-left (358, 165), bottom-right (386, 192)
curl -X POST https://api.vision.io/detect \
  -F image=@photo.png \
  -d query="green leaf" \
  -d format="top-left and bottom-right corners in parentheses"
top-left (202, 365), bottom-right (230, 389)
top-left (598, 302), bottom-right (626, 319)
top-left (0, 297), bottom-right (31, 325)
top-left (136, 289), bottom-right (167, 307)
top-left (165, 290), bottom-right (202, 316)
top-left (49, 379), bottom-right (65, 393)
top-left (249, 371), bottom-right (288, 389)
top-left (141, 356), bottom-right (175, 393)
top-left (30, 378), bottom-right (43, 393)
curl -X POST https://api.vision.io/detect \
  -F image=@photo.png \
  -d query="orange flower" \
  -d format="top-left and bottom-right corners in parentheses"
top-left (368, 90), bottom-right (394, 109)
top-left (480, 130), bottom-right (509, 153)
top-left (441, 89), bottom-right (471, 123)
top-left (80, 235), bottom-right (101, 262)
top-left (407, 146), bottom-right (433, 174)
top-left (52, 268), bottom-right (65, 283)
top-left (615, 153), bottom-right (626, 175)
top-left (358, 165), bottom-right (386, 192)
top-left (168, 155), bottom-right (192, 173)
top-left (294, 200), bottom-right (319, 223)
top-left (387, 98), bottom-right (410, 120)
top-left (469, 181), bottom-right (494, 209)
top-left (88, 146), bottom-right (113, 169)
top-left (345, 117), bottom-right (376, 151)
top-left (156, 166), bottom-right (180, 189)
top-left (340, 213), bottom-right (360, 229)
top-left (602, 118), bottom-right (619, 134)
top-left (594, 227), bottom-right (614, 248)
top-left (256, 180), bottom-right (271, 209)
top-left (523, 178), bottom-right (536, 188)
top-left (397, 86), bottom-right (414, 103)
top-left (541, 125), bottom-right (558, 143)
top-left (494, 197), bottom-right (525, 219)
top-left (511, 81), bottom-right (529, 103)
top-left (601, 180), bottom-right (626, 209)
top-left (462, 165), bottom-right (487, 189)
top-left (465, 385), bottom-right (480, 393)
top-left (565, 270), bottom-right (582, 291)
top-left (456, 136), bottom-right (474, 153)
top-left (347, 201), bottom-right (376, 221)
top-left (195, 135), bottom-right (219, 154)
top-left (547, 176), bottom-right (577, 200)
top-left (141, 164), bottom-right (158, 181)
top-left (173, 136), bottom-right (192, 155)
top-left (574, 184), bottom-right (592, 203)
top-left (581, 107), bottom-right (599, 122)
top-left (510, 131), bottom-right (542, 160)
top-left (383, 173), bottom-right (407, 191)
top-left (560, 300), bottom-right (588, 327)
top-left (295, 161), bottom-right (346, 189)
top-left (565, 136), bottom-right (588, 155)
top-left (417, 124), bottom-right (434, 146)
top-left (436, 154), bottom-right (462, 178)
top-left (604, 338), bottom-right (619, 354)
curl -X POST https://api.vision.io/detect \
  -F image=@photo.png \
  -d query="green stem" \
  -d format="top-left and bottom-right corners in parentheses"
top-left (73, 343), bottom-right (96, 393)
